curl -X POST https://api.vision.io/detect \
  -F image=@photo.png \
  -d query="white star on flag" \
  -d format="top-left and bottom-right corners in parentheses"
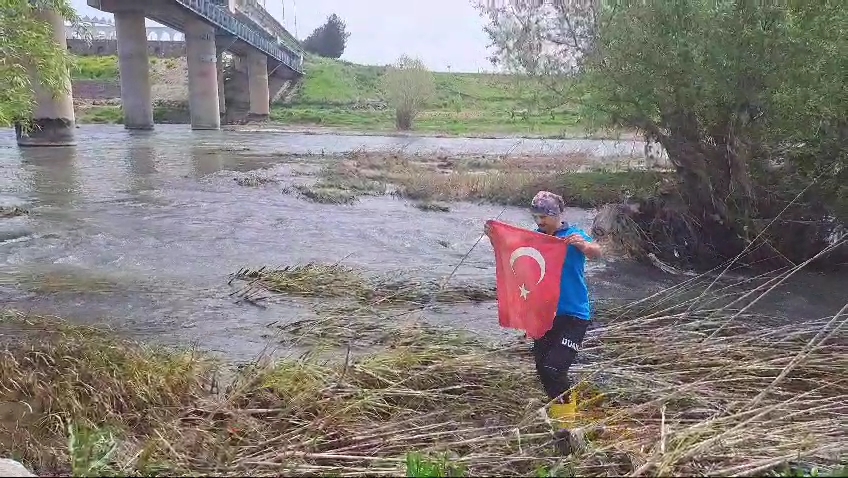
top-left (519, 283), bottom-right (530, 299)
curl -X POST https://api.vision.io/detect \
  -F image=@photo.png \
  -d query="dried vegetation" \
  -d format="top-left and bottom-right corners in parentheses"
top-left (1, 261), bottom-right (845, 476)
top-left (288, 149), bottom-right (666, 208)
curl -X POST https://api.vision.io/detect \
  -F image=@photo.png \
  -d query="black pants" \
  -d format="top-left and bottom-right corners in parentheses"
top-left (532, 315), bottom-right (590, 403)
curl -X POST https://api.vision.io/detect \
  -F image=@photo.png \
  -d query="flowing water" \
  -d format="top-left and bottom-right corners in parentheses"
top-left (0, 125), bottom-right (844, 362)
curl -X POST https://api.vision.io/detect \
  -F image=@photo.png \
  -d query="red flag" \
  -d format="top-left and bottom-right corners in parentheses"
top-left (488, 220), bottom-right (568, 339)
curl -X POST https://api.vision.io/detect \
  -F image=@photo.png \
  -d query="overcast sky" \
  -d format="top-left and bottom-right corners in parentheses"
top-left (70, 0), bottom-right (497, 73)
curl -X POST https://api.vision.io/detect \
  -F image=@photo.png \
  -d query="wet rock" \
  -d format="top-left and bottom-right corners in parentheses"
top-left (232, 171), bottom-right (278, 187)
top-left (0, 206), bottom-right (28, 219)
top-left (292, 185), bottom-right (359, 205)
top-left (413, 202), bottom-right (450, 212)
top-left (0, 459), bottom-right (36, 477)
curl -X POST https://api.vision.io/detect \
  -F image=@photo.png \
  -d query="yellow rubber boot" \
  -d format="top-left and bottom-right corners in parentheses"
top-left (548, 390), bottom-right (579, 430)
top-left (549, 390), bottom-right (583, 455)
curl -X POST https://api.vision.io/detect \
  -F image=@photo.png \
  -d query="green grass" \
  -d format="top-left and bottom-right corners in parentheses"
top-left (76, 103), bottom-right (190, 125)
top-left (68, 53), bottom-right (589, 136)
top-left (71, 56), bottom-right (167, 80)
top-left (268, 106), bottom-right (582, 137)
top-left (71, 56), bottom-right (118, 80)
top-left (270, 55), bottom-right (585, 137)
top-left (294, 56), bottom-right (532, 110)
top-left (77, 105), bottom-right (123, 124)
top-left (405, 452), bottom-right (466, 477)
top-left (295, 57), bottom-right (384, 105)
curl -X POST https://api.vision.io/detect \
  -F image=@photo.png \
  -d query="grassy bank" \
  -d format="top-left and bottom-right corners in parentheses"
top-left (71, 56), bottom-right (183, 81)
top-left (76, 102), bottom-right (191, 125)
top-left (1, 261), bottom-right (845, 476)
top-left (270, 56), bottom-right (587, 138)
top-left (70, 54), bottom-right (595, 137)
top-left (280, 150), bottom-right (665, 208)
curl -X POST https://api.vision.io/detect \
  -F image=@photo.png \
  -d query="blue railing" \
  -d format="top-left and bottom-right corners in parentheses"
top-left (175, 0), bottom-right (303, 74)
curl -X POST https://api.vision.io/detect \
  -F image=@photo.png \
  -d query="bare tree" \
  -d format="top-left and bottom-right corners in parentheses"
top-left (477, 1), bottom-right (600, 92)
top-left (475, 0), bottom-right (603, 120)
top-left (381, 55), bottom-right (436, 130)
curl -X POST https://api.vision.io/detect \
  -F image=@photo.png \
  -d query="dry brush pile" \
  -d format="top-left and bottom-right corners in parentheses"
top-left (0, 262), bottom-right (845, 476)
top-left (229, 263), bottom-right (496, 307)
top-left (284, 150), bottom-right (666, 208)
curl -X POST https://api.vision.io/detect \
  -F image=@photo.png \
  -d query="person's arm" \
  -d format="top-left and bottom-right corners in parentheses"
top-left (564, 231), bottom-right (603, 260)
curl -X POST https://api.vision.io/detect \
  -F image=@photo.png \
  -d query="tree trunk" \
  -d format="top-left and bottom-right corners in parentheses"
top-left (395, 109), bottom-right (413, 130)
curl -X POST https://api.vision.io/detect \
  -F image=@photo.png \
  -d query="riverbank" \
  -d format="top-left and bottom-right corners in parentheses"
top-left (2, 124), bottom-right (845, 475)
top-left (1, 266), bottom-right (845, 476)
top-left (70, 55), bottom-right (624, 139)
top-left (272, 149), bottom-right (667, 208)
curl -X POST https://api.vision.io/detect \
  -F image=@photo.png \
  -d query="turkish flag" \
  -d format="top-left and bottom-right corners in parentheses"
top-left (488, 220), bottom-right (568, 339)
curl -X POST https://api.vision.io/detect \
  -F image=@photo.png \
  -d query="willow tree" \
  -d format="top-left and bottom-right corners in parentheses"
top-left (381, 55), bottom-right (435, 130)
top-left (480, 1), bottom-right (847, 268)
top-left (0, 0), bottom-right (81, 127)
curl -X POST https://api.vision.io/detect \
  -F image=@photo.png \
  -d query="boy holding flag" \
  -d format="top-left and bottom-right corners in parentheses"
top-left (483, 191), bottom-right (602, 453)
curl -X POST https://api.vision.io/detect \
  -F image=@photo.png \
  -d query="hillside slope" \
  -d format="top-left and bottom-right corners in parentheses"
top-left (275, 56), bottom-right (582, 136)
top-left (72, 55), bottom-right (584, 136)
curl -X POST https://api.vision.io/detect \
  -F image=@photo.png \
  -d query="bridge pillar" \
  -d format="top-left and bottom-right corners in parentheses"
top-left (115, 9), bottom-right (153, 130)
top-left (247, 50), bottom-right (270, 120)
top-left (15, 7), bottom-right (75, 147)
top-left (216, 45), bottom-right (227, 116)
top-left (185, 18), bottom-right (220, 130)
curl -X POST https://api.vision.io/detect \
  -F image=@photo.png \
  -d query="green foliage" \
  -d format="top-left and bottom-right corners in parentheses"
top-left (302, 13), bottom-right (350, 59)
top-left (381, 55), bottom-right (436, 130)
top-left (581, 2), bottom-right (847, 216)
top-left (297, 56), bottom-right (545, 111)
top-left (770, 465), bottom-right (848, 477)
top-left (483, 0), bottom-right (848, 266)
top-left (0, 0), bottom-right (78, 126)
top-left (78, 106), bottom-right (123, 124)
top-left (267, 54), bottom-right (587, 135)
top-left (405, 452), bottom-right (466, 477)
top-left (72, 56), bottom-right (119, 80)
top-left (67, 423), bottom-right (119, 477)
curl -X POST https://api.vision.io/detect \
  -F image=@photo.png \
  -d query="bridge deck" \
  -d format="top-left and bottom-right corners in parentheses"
top-left (173, 0), bottom-right (302, 74)
top-left (87, 0), bottom-right (303, 75)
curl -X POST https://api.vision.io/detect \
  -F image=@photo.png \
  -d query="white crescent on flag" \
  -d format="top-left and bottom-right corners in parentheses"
top-left (509, 246), bottom-right (547, 284)
top-left (509, 246), bottom-right (547, 300)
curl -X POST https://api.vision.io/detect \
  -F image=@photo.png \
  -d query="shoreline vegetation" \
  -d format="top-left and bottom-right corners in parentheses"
top-left (70, 55), bottom-right (629, 140)
top-left (220, 147), bottom-right (846, 272)
top-left (1, 261), bottom-right (845, 477)
top-left (4, 17), bottom-right (843, 474)
top-left (269, 150), bottom-right (667, 210)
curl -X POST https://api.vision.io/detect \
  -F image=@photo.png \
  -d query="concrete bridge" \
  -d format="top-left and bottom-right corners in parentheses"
top-left (66, 16), bottom-right (185, 41)
top-left (16, 0), bottom-right (304, 147)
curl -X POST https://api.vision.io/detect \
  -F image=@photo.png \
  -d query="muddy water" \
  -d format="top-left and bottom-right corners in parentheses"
top-left (0, 125), bottom-right (844, 362)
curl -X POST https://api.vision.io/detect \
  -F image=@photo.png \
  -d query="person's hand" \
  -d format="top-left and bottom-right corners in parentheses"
top-left (562, 233), bottom-right (588, 249)
top-left (483, 221), bottom-right (493, 237)
top-left (563, 233), bottom-right (603, 259)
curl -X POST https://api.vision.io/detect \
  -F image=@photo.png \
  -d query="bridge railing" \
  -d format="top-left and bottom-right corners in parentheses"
top-left (175, 0), bottom-right (303, 74)
top-left (233, 0), bottom-right (301, 51)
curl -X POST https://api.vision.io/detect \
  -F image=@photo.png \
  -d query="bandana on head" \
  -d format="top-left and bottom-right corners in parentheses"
top-left (530, 191), bottom-right (565, 217)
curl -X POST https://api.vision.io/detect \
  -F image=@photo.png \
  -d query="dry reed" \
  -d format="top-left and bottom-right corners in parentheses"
top-left (306, 150), bottom-right (667, 208)
top-left (229, 263), bottom-right (497, 306)
top-left (0, 264), bottom-right (845, 477)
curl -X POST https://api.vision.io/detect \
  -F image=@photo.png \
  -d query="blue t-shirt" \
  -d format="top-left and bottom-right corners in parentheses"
top-left (537, 225), bottom-right (593, 321)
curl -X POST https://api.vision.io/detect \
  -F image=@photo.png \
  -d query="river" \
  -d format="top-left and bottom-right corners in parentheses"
top-left (0, 125), bottom-right (844, 362)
